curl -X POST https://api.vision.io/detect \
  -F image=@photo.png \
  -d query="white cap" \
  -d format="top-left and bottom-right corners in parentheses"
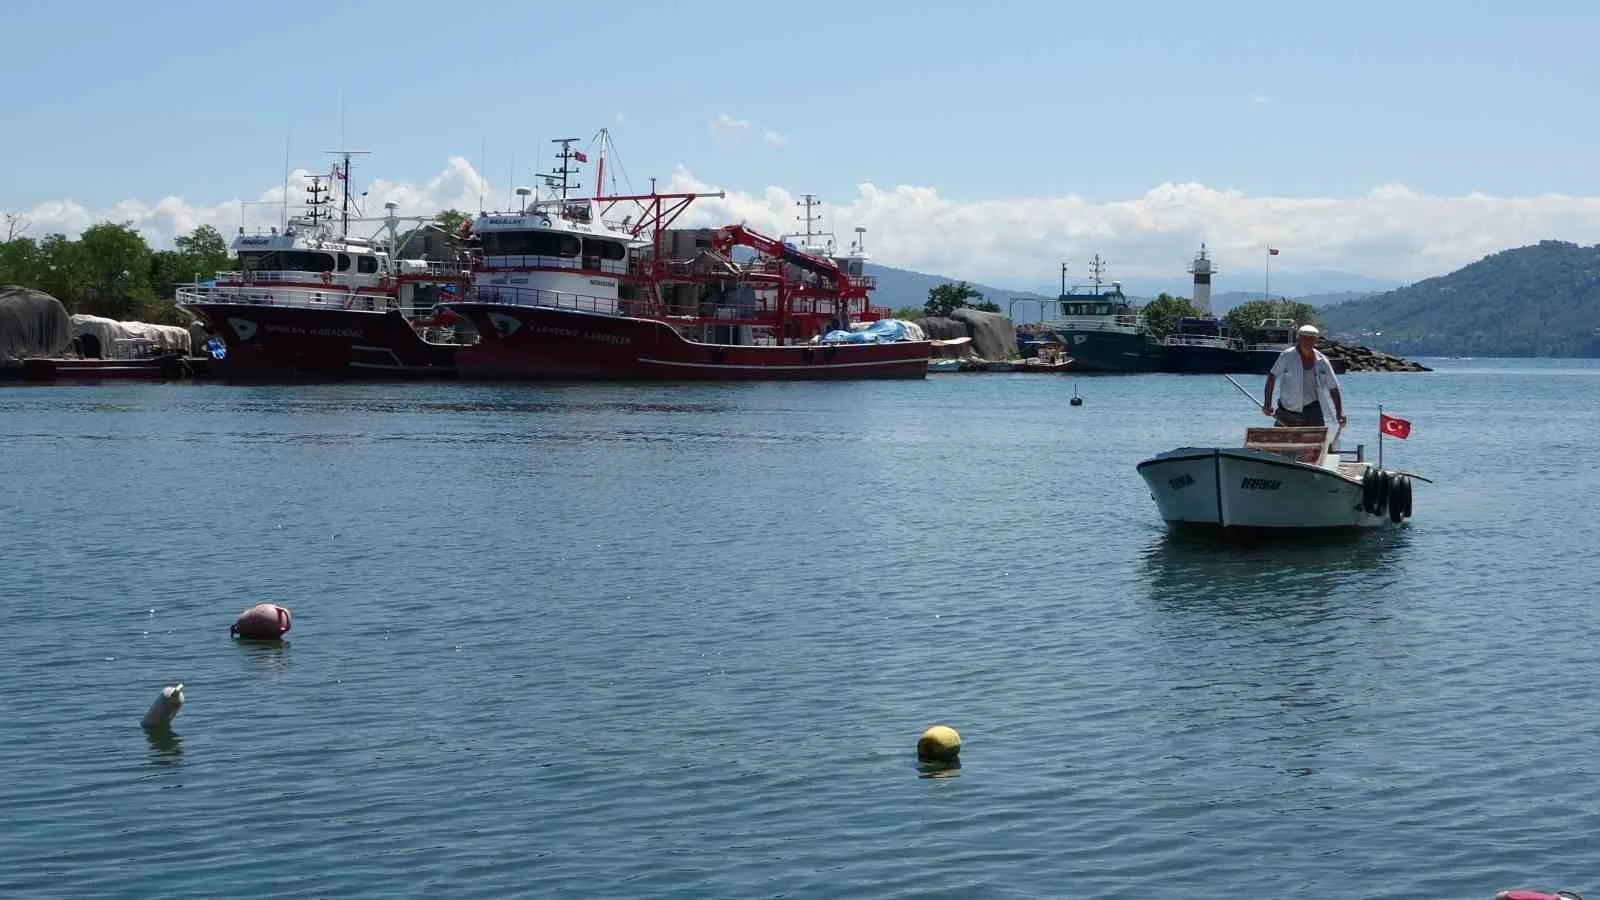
top-left (1296, 324), bottom-right (1320, 337)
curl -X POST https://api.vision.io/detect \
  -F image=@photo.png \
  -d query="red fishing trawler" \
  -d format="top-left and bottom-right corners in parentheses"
top-left (443, 132), bottom-right (932, 380)
top-left (177, 152), bottom-right (474, 380)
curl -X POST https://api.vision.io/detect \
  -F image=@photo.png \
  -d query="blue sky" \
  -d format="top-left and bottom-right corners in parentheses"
top-left (5, 0), bottom-right (1600, 289)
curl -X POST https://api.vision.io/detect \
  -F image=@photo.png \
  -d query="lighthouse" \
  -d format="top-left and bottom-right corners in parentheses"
top-left (1189, 243), bottom-right (1215, 315)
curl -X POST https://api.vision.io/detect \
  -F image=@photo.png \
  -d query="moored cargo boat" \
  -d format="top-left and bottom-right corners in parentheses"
top-left (177, 153), bottom-right (472, 380)
top-left (448, 133), bottom-right (930, 380)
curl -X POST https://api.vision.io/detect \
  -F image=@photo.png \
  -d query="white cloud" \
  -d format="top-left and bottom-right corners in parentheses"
top-left (708, 112), bottom-right (751, 139)
top-left (660, 168), bottom-right (1600, 285)
top-left (11, 158), bottom-right (1600, 285)
top-left (8, 156), bottom-right (495, 248)
top-left (708, 113), bottom-right (787, 149)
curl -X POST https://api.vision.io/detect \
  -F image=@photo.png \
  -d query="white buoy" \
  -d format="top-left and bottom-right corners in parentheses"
top-left (141, 683), bottom-right (185, 730)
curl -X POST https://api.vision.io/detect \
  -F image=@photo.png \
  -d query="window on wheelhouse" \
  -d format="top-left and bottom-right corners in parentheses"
top-left (238, 250), bottom-right (335, 274)
top-left (481, 230), bottom-right (581, 261)
top-left (357, 255), bottom-right (378, 274)
top-left (580, 237), bottom-right (628, 273)
top-left (337, 253), bottom-right (351, 272)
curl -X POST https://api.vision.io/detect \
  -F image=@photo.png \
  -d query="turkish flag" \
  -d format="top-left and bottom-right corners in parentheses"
top-left (1268, 248), bottom-right (1280, 255)
top-left (574, 150), bottom-right (589, 163)
top-left (1380, 413), bottom-right (1412, 439)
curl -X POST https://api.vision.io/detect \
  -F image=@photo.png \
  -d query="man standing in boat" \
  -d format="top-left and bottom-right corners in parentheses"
top-left (1261, 324), bottom-right (1347, 427)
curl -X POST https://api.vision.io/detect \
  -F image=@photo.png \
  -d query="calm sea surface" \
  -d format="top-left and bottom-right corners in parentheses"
top-left (2, 359), bottom-right (1598, 898)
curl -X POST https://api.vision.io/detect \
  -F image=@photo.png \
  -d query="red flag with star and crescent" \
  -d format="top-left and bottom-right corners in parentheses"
top-left (1380, 413), bottom-right (1412, 439)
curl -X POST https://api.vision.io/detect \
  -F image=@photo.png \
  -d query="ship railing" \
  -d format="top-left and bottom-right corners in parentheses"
top-left (478, 254), bottom-right (629, 276)
top-left (469, 284), bottom-right (621, 315)
top-left (398, 261), bottom-right (473, 281)
top-left (1162, 334), bottom-right (1244, 348)
top-left (175, 284), bottom-right (399, 313)
top-left (1044, 314), bottom-right (1147, 332)
top-left (217, 269), bottom-right (391, 289)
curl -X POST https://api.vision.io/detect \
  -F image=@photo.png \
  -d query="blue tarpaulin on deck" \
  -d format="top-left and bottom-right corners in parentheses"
top-left (819, 319), bottom-right (914, 344)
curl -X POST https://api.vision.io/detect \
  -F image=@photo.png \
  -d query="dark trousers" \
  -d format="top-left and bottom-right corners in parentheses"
top-left (1275, 401), bottom-right (1325, 427)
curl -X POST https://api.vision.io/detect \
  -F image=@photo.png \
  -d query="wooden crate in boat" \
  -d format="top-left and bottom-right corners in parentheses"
top-left (1243, 426), bottom-right (1327, 463)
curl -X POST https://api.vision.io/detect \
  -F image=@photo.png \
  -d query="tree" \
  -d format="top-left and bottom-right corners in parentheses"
top-left (1225, 298), bottom-right (1320, 342)
top-left (972, 299), bottom-right (1001, 313)
top-left (0, 235), bottom-right (41, 287)
top-left (1141, 292), bottom-right (1199, 339)
top-left (925, 281), bottom-right (985, 317)
top-left (175, 225), bottom-right (229, 274)
top-left (434, 208), bottom-right (469, 234)
top-left (37, 233), bottom-right (88, 307)
top-left (75, 222), bottom-right (155, 319)
top-left (890, 306), bottom-right (924, 320)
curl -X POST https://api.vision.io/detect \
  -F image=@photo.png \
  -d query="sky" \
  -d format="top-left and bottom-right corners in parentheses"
top-left (4, 0), bottom-right (1600, 293)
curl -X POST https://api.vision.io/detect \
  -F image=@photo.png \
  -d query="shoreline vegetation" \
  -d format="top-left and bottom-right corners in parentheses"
top-left (0, 219), bottom-right (225, 326)
top-left (1, 211), bottom-right (1583, 366)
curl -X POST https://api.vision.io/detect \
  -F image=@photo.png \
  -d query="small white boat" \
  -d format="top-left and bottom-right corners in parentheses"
top-left (1136, 425), bottom-right (1418, 531)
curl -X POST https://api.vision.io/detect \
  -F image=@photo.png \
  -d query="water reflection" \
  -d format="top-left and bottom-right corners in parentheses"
top-left (917, 758), bottom-right (962, 779)
top-left (234, 638), bottom-right (291, 677)
top-left (144, 728), bottom-right (183, 766)
top-left (1139, 528), bottom-right (1410, 622)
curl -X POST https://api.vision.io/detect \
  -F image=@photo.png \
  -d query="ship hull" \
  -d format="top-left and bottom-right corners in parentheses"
top-left (444, 303), bottom-right (930, 381)
top-left (20, 355), bottom-right (208, 382)
top-left (1137, 448), bottom-right (1389, 531)
top-left (1053, 330), bottom-right (1164, 373)
top-left (1163, 343), bottom-right (1252, 374)
top-left (181, 303), bottom-right (457, 380)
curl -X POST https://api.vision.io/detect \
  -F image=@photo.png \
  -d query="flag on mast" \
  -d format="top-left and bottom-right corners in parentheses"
top-left (1268, 247), bottom-right (1280, 256)
top-left (574, 150), bottom-right (588, 163)
top-left (1380, 413), bottom-right (1412, 439)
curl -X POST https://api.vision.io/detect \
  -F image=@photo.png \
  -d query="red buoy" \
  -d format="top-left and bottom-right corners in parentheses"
top-left (231, 603), bottom-right (292, 640)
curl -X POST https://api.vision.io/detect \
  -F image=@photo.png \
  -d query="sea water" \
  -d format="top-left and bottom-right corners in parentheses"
top-left (2, 360), bottom-right (1597, 898)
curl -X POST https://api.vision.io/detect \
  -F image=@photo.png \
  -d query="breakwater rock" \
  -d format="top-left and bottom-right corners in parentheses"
top-left (1319, 338), bottom-right (1431, 372)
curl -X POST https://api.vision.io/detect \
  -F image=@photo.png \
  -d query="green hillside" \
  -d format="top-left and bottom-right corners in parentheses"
top-left (1319, 240), bottom-right (1600, 357)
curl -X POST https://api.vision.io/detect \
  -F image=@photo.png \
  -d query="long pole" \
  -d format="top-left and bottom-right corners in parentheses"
top-left (1223, 373), bottom-right (1261, 408)
top-left (1378, 403), bottom-right (1385, 468)
top-left (1264, 246), bottom-right (1271, 302)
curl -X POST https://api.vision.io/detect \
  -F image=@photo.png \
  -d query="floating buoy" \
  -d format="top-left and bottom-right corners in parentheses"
top-left (917, 724), bottom-right (962, 763)
top-left (1070, 383), bottom-right (1084, 406)
top-left (231, 603), bottom-right (292, 640)
top-left (141, 683), bottom-right (185, 730)
top-left (1495, 891), bottom-right (1583, 900)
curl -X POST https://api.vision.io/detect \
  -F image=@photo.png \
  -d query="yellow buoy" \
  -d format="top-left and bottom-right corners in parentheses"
top-left (917, 724), bottom-right (961, 762)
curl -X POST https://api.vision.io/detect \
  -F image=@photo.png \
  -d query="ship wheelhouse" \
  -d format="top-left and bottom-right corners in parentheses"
top-left (472, 198), bottom-right (644, 316)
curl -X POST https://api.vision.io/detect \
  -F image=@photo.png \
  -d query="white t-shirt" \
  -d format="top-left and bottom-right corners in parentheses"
top-left (1270, 348), bottom-right (1339, 412)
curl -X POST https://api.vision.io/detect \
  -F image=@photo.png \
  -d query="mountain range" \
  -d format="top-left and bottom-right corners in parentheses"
top-left (1318, 240), bottom-right (1600, 357)
top-left (870, 240), bottom-right (1600, 356)
top-left (863, 264), bottom-right (1387, 322)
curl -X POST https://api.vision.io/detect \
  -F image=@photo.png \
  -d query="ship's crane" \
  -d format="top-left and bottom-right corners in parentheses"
top-left (710, 223), bottom-right (862, 299)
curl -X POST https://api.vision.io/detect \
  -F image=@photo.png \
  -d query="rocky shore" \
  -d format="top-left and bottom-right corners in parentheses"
top-left (1318, 338), bottom-right (1431, 372)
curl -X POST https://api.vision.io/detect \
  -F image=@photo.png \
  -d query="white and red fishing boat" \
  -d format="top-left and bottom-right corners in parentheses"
top-left (1136, 424), bottom-right (1420, 531)
top-left (443, 132), bottom-right (932, 380)
top-left (177, 152), bottom-right (472, 379)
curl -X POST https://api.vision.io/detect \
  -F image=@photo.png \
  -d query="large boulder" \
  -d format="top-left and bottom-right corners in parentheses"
top-left (950, 307), bottom-right (1020, 361)
top-left (0, 286), bottom-right (72, 364)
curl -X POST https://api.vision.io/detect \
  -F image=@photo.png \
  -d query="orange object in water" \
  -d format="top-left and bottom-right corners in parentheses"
top-left (230, 603), bottom-right (292, 640)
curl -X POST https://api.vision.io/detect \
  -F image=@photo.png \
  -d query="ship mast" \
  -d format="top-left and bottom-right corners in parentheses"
top-left (323, 149), bottom-right (370, 237)
top-left (1088, 254), bottom-right (1107, 293)
top-left (304, 174), bottom-right (331, 231)
top-left (546, 138), bottom-right (582, 202)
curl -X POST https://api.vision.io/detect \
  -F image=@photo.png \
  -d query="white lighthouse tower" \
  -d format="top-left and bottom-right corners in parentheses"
top-left (1189, 243), bottom-right (1215, 315)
